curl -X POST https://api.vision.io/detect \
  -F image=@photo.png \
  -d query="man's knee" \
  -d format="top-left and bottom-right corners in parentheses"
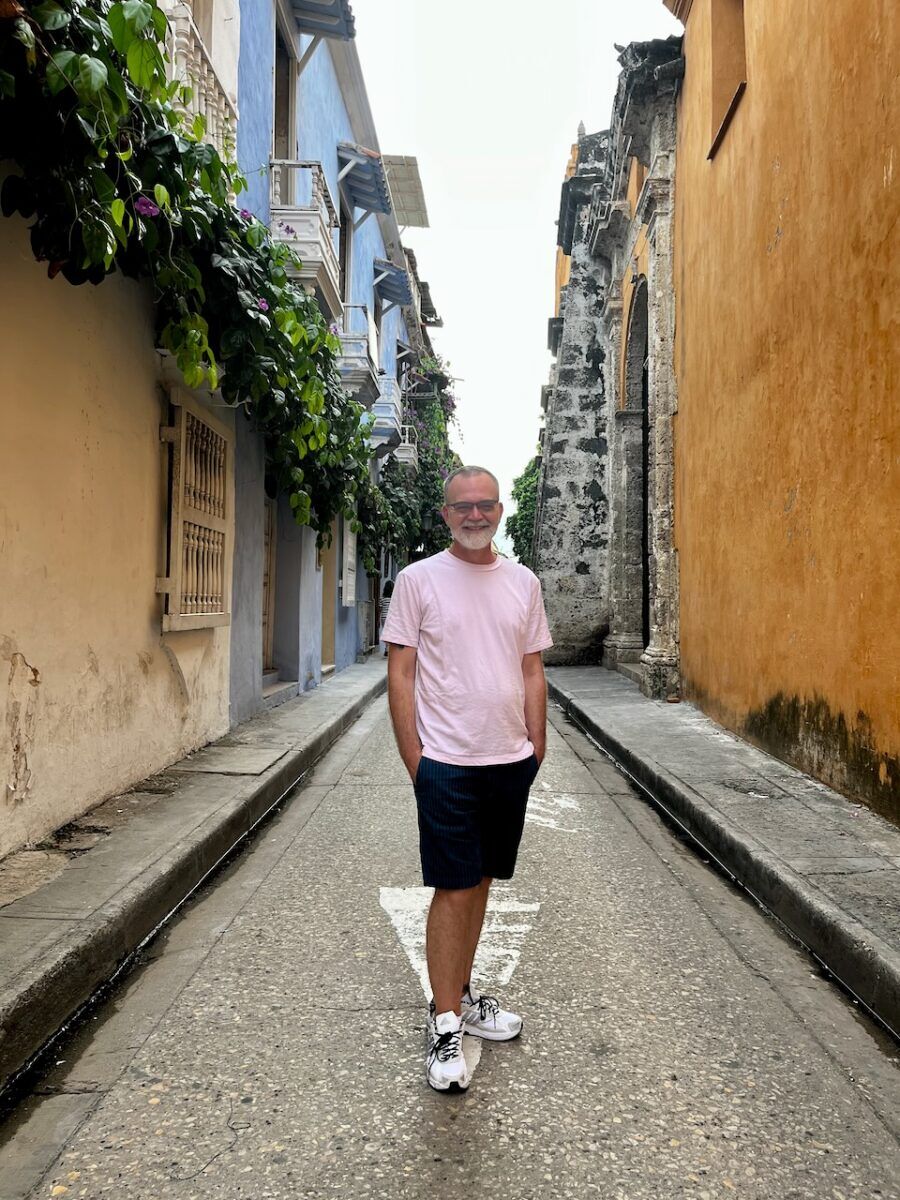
top-left (432, 884), bottom-right (480, 909)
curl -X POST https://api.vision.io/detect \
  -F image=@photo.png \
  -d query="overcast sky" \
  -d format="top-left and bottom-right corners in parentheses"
top-left (352, 0), bottom-right (682, 553)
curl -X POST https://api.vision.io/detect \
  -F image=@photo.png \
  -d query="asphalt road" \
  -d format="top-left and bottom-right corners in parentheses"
top-left (1, 698), bottom-right (898, 1199)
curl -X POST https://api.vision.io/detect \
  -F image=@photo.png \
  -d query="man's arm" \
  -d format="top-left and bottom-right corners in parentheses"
top-left (387, 643), bottom-right (422, 781)
top-left (522, 651), bottom-right (547, 764)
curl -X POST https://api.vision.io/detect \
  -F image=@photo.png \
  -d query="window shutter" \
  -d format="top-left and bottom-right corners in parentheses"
top-left (341, 518), bottom-right (357, 607)
top-left (158, 391), bottom-right (233, 631)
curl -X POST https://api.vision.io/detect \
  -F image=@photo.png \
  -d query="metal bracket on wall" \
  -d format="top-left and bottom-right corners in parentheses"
top-left (296, 34), bottom-right (322, 78)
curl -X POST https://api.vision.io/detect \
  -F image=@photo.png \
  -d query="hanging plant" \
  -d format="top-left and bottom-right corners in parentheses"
top-left (0, 0), bottom-right (370, 539)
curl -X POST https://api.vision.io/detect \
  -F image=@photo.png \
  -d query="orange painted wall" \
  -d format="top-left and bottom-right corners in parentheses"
top-left (672, 0), bottom-right (900, 817)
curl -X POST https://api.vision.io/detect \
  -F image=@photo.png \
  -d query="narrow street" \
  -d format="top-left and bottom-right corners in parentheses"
top-left (2, 699), bottom-right (898, 1200)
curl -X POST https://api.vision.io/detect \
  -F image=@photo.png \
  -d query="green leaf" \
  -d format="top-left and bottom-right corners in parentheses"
top-left (76, 54), bottom-right (108, 95)
top-left (126, 38), bottom-right (159, 90)
top-left (90, 167), bottom-right (115, 204)
top-left (122, 0), bottom-right (153, 32)
top-left (0, 70), bottom-right (15, 98)
top-left (151, 5), bottom-right (169, 40)
top-left (107, 4), bottom-right (134, 55)
top-left (82, 219), bottom-right (116, 264)
top-left (32, 2), bottom-right (71, 31)
top-left (111, 198), bottom-right (126, 227)
top-left (153, 182), bottom-right (170, 209)
top-left (13, 18), bottom-right (36, 66)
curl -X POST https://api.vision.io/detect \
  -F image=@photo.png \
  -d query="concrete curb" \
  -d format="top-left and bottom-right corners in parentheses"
top-left (548, 680), bottom-right (900, 1039)
top-left (0, 672), bottom-right (387, 1097)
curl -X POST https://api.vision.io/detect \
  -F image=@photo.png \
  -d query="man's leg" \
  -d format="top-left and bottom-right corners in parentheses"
top-left (461, 876), bottom-right (492, 991)
top-left (426, 885), bottom-right (483, 1015)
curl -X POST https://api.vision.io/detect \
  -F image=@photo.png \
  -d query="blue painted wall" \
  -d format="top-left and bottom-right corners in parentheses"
top-left (234, 16), bottom-right (413, 678)
top-left (236, 0), bottom-right (275, 222)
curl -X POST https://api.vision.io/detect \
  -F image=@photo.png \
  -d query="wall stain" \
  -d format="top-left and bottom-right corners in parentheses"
top-left (744, 692), bottom-right (899, 826)
top-left (1, 637), bottom-right (41, 807)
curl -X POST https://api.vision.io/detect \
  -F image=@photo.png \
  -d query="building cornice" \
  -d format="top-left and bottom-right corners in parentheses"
top-left (662, 0), bottom-right (692, 21)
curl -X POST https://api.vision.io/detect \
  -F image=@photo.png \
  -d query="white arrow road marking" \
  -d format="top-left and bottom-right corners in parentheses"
top-left (379, 885), bottom-right (540, 1080)
top-left (526, 790), bottom-right (583, 833)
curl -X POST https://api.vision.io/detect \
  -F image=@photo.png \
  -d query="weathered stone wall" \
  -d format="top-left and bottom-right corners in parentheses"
top-left (534, 134), bottom-right (612, 664)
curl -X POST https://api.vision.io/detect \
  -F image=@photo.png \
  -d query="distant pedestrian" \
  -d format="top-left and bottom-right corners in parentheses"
top-left (382, 465), bottom-right (553, 1092)
top-left (380, 578), bottom-right (394, 656)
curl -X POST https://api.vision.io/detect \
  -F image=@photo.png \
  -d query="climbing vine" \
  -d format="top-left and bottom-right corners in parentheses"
top-left (356, 353), bottom-right (461, 573)
top-left (0, 0), bottom-right (370, 537)
top-left (505, 454), bottom-right (541, 568)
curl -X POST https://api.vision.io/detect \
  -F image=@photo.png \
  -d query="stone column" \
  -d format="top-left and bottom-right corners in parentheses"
top-left (604, 406), bottom-right (647, 667)
top-left (639, 155), bottom-right (680, 699)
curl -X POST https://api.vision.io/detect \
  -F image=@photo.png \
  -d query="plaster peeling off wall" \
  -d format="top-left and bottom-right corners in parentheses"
top-left (1, 640), bottom-right (40, 806)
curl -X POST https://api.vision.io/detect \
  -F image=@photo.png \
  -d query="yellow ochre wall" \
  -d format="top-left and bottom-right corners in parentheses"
top-left (671, 0), bottom-right (900, 818)
top-left (0, 217), bottom-right (232, 857)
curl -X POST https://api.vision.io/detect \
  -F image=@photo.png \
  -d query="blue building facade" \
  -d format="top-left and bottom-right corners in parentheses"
top-left (229, 0), bottom-right (428, 721)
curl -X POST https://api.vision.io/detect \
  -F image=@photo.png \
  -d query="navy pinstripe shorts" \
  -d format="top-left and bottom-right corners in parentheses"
top-left (413, 754), bottom-right (540, 890)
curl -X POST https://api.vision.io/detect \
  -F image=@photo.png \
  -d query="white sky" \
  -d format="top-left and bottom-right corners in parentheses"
top-left (352, 0), bottom-right (682, 553)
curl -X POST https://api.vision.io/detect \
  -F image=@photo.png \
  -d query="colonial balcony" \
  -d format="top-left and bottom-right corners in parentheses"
top-left (370, 377), bottom-right (402, 439)
top-left (395, 425), bottom-right (419, 471)
top-left (337, 304), bottom-right (381, 408)
top-left (270, 161), bottom-right (342, 323)
top-left (164, 1), bottom-right (238, 160)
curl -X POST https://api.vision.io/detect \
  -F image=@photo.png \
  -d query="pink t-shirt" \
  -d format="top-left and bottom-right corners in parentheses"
top-left (382, 550), bottom-right (553, 766)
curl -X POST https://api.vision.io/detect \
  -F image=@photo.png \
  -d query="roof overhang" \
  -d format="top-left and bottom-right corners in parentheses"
top-left (382, 156), bottom-right (429, 227)
top-left (337, 142), bottom-right (392, 214)
top-left (373, 258), bottom-right (413, 306)
top-left (291, 0), bottom-right (355, 39)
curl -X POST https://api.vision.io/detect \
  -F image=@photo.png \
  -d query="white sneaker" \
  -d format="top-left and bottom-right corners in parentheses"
top-left (425, 1009), bottom-right (470, 1092)
top-left (461, 984), bottom-right (523, 1041)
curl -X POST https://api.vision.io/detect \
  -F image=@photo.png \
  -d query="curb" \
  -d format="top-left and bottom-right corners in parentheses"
top-left (548, 680), bottom-right (900, 1039)
top-left (0, 673), bottom-right (387, 1099)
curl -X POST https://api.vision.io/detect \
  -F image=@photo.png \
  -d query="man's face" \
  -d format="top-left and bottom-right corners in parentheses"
top-left (442, 473), bottom-right (503, 551)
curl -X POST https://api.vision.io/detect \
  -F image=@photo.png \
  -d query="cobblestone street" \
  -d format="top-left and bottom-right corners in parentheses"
top-left (1, 698), bottom-right (899, 1199)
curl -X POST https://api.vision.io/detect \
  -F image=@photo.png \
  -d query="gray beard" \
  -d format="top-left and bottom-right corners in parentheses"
top-left (452, 526), bottom-right (496, 551)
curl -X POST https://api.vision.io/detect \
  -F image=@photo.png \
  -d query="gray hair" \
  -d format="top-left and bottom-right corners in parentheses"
top-left (442, 466), bottom-right (500, 503)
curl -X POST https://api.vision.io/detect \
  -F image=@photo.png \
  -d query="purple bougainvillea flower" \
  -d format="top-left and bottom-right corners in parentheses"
top-left (257, 298), bottom-right (270, 312)
top-left (134, 196), bottom-right (159, 217)
top-left (240, 208), bottom-right (253, 220)
top-left (329, 322), bottom-right (340, 335)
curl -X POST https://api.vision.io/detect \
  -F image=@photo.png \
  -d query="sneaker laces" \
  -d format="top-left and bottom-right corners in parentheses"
top-left (429, 1026), bottom-right (463, 1064)
top-left (473, 992), bottom-right (500, 1022)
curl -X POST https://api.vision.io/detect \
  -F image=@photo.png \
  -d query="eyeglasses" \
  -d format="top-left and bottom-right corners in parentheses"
top-left (447, 501), bottom-right (499, 515)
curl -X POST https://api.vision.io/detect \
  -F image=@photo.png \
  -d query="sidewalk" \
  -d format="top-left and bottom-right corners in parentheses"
top-left (547, 666), bottom-right (900, 1038)
top-left (0, 659), bottom-right (387, 1098)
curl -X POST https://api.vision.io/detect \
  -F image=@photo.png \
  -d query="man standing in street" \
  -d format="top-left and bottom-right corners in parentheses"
top-left (382, 466), bottom-right (553, 1092)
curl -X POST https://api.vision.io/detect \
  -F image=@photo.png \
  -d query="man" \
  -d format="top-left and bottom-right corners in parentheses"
top-left (382, 465), bottom-right (553, 1092)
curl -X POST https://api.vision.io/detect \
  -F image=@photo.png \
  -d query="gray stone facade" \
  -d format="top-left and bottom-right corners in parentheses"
top-left (533, 38), bottom-right (683, 696)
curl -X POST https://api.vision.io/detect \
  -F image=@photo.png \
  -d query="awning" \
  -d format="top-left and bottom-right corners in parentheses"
top-left (382, 156), bottom-right (429, 228)
top-left (419, 280), bottom-right (442, 327)
top-left (291, 0), bottom-right (355, 39)
top-left (337, 143), bottom-right (392, 215)
top-left (373, 258), bottom-right (413, 307)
